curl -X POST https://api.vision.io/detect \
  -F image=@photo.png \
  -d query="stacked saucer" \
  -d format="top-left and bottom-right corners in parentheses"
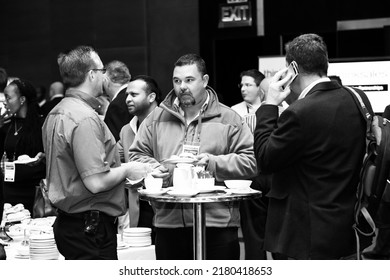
top-left (123, 227), bottom-right (152, 247)
top-left (29, 233), bottom-right (59, 260)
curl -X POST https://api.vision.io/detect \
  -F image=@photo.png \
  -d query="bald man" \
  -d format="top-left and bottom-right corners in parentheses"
top-left (41, 81), bottom-right (65, 117)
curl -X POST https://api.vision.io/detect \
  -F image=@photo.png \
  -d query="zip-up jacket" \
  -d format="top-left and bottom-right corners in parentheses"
top-left (129, 86), bottom-right (257, 228)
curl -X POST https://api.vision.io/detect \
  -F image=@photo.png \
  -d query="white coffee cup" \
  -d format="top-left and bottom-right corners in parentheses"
top-left (144, 176), bottom-right (163, 192)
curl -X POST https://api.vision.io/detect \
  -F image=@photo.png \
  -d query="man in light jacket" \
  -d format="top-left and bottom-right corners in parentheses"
top-left (129, 54), bottom-right (256, 260)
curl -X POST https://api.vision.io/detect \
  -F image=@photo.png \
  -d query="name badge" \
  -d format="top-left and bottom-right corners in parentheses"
top-left (4, 162), bottom-right (15, 182)
top-left (182, 143), bottom-right (200, 156)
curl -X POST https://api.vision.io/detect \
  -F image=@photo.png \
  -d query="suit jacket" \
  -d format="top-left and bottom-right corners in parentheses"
top-left (41, 96), bottom-right (63, 117)
top-left (383, 104), bottom-right (390, 119)
top-left (104, 88), bottom-right (132, 141)
top-left (254, 81), bottom-right (373, 259)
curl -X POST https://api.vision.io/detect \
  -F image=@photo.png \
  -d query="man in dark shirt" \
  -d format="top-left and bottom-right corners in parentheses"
top-left (103, 60), bottom-right (132, 141)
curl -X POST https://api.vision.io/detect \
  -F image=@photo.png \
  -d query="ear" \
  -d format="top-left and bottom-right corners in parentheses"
top-left (86, 70), bottom-right (95, 82)
top-left (148, 92), bottom-right (156, 103)
top-left (203, 74), bottom-right (209, 88)
top-left (20, 96), bottom-right (26, 104)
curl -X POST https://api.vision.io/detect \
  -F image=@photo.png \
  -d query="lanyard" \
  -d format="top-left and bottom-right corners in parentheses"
top-left (183, 108), bottom-right (204, 144)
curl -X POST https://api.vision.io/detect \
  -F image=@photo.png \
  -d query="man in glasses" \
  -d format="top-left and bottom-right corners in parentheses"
top-left (231, 69), bottom-right (270, 260)
top-left (232, 69), bottom-right (265, 134)
top-left (42, 45), bottom-right (151, 260)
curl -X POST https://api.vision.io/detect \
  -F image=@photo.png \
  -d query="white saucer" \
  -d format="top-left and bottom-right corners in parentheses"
top-left (162, 157), bottom-right (198, 165)
top-left (196, 185), bottom-right (226, 193)
top-left (14, 157), bottom-right (39, 164)
top-left (138, 189), bottom-right (168, 195)
top-left (126, 177), bottom-right (144, 185)
top-left (167, 189), bottom-right (199, 197)
top-left (224, 188), bottom-right (260, 195)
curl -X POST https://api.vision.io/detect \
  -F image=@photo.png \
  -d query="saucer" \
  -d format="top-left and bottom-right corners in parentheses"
top-left (167, 189), bottom-right (199, 197)
top-left (138, 189), bottom-right (168, 195)
top-left (195, 185), bottom-right (226, 193)
top-left (162, 157), bottom-right (198, 165)
top-left (224, 188), bottom-right (260, 195)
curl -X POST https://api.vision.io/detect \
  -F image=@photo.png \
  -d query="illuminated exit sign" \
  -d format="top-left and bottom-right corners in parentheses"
top-left (218, 0), bottom-right (252, 28)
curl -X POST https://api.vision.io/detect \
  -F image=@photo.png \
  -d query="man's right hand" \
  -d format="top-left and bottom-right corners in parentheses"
top-left (150, 165), bottom-right (171, 187)
top-left (264, 68), bottom-right (292, 106)
top-left (124, 162), bottom-right (153, 181)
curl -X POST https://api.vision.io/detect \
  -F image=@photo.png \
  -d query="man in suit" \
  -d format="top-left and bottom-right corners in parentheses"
top-left (41, 81), bottom-right (65, 117)
top-left (103, 60), bottom-right (132, 141)
top-left (254, 33), bottom-right (373, 259)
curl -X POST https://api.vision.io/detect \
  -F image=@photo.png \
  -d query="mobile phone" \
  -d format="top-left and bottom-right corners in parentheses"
top-left (283, 61), bottom-right (299, 89)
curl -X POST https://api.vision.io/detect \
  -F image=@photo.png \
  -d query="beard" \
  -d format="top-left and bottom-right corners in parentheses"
top-left (178, 92), bottom-right (196, 107)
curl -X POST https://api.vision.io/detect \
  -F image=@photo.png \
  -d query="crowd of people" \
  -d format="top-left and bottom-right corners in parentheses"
top-left (0, 33), bottom-right (388, 260)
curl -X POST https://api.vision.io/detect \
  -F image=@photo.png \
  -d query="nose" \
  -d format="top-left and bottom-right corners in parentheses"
top-left (126, 94), bottom-right (132, 104)
top-left (178, 81), bottom-right (187, 90)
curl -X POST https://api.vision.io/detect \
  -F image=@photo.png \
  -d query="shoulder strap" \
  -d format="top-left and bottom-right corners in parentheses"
top-left (344, 86), bottom-right (376, 259)
top-left (344, 86), bottom-right (374, 140)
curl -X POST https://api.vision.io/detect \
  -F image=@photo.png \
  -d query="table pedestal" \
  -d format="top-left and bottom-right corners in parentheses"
top-left (139, 189), bottom-right (261, 260)
top-left (193, 203), bottom-right (206, 260)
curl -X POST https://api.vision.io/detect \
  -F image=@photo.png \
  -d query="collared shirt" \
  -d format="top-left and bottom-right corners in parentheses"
top-left (232, 101), bottom-right (261, 134)
top-left (129, 115), bottom-right (139, 135)
top-left (112, 84), bottom-right (128, 101)
top-left (42, 88), bottom-right (126, 216)
top-left (298, 77), bottom-right (331, 100)
top-left (49, 93), bottom-right (64, 101)
top-left (174, 92), bottom-right (210, 125)
top-left (246, 102), bottom-right (261, 114)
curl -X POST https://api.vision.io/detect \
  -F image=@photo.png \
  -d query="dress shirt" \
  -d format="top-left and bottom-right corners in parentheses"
top-left (43, 89), bottom-right (126, 216)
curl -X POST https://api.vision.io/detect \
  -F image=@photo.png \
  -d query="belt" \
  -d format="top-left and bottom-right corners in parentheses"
top-left (57, 209), bottom-right (117, 223)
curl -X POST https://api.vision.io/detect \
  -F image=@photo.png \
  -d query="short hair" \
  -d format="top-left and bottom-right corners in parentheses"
top-left (239, 69), bottom-right (265, 86)
top-left (58, 45), bottom-right (98, 88)
top-left (105, 60), bottom-right (131, 85)
top-left (174, 54), bottom-right (207, 76)
top-left (329, 75), bottom-right (342, 85)
top-left (285, 33), bottom-right (328, 76)
top-left (0, 67), bottom-right (8, 92)
top-left (131, 75), bottom-right (162, 104)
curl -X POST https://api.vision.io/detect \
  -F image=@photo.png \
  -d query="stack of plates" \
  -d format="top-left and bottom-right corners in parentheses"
top-left (29, 233), bottom-right (59, 260)
top-left (123, 227), bottom-right (152, 247)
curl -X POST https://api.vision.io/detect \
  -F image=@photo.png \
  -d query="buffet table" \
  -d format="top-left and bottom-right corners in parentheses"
top-left (4, 241), bottom-right (155, 260)
top-left (139, 188), bottom-right (261, 260)
top-left (2, 215), bottom-right (155, 260)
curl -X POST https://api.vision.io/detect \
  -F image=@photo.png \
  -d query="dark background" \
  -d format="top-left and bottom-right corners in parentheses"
top-left (1, 0), bottom-right (390, 107)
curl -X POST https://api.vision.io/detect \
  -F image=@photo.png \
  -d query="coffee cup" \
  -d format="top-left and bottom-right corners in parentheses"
top-left (144, 176), bottom-right (163, 192)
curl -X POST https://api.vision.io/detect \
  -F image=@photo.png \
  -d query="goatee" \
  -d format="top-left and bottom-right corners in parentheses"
top-left (179, 93), bottom-right (195, 107)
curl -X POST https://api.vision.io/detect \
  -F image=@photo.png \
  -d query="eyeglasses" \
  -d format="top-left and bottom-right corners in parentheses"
top-left (238, 83), bottom-right (257, 89)
top-left (90, 68), bottom-right (107, 74)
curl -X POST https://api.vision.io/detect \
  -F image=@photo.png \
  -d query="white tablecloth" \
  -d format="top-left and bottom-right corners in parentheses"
top-left (4, 241), bottom-right (155, 260)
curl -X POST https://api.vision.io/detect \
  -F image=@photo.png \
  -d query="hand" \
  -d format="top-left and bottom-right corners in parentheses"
top-left (264, 68), bottom-right (292, 106)
top-left (196, 153), bottom-right (210, 167)
top-left (0, 110), bottom-right (11, 128)
top-left (27, 152), bottom-right (45, 166)
top-left (150, 165), bottom-right (171, 187)
top-left (124, 162), bottom-right (153, 181)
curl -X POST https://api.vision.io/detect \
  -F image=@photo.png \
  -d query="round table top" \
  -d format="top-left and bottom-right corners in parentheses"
top-left (138, 188), bottom-right (262, 203)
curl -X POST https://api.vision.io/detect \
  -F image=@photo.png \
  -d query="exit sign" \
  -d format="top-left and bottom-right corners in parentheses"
top-left (218, 1), bottom-right (252, 28)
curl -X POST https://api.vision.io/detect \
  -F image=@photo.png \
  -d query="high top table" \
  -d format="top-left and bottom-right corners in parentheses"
top-left (139, 188), bottom-right (261, 260)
